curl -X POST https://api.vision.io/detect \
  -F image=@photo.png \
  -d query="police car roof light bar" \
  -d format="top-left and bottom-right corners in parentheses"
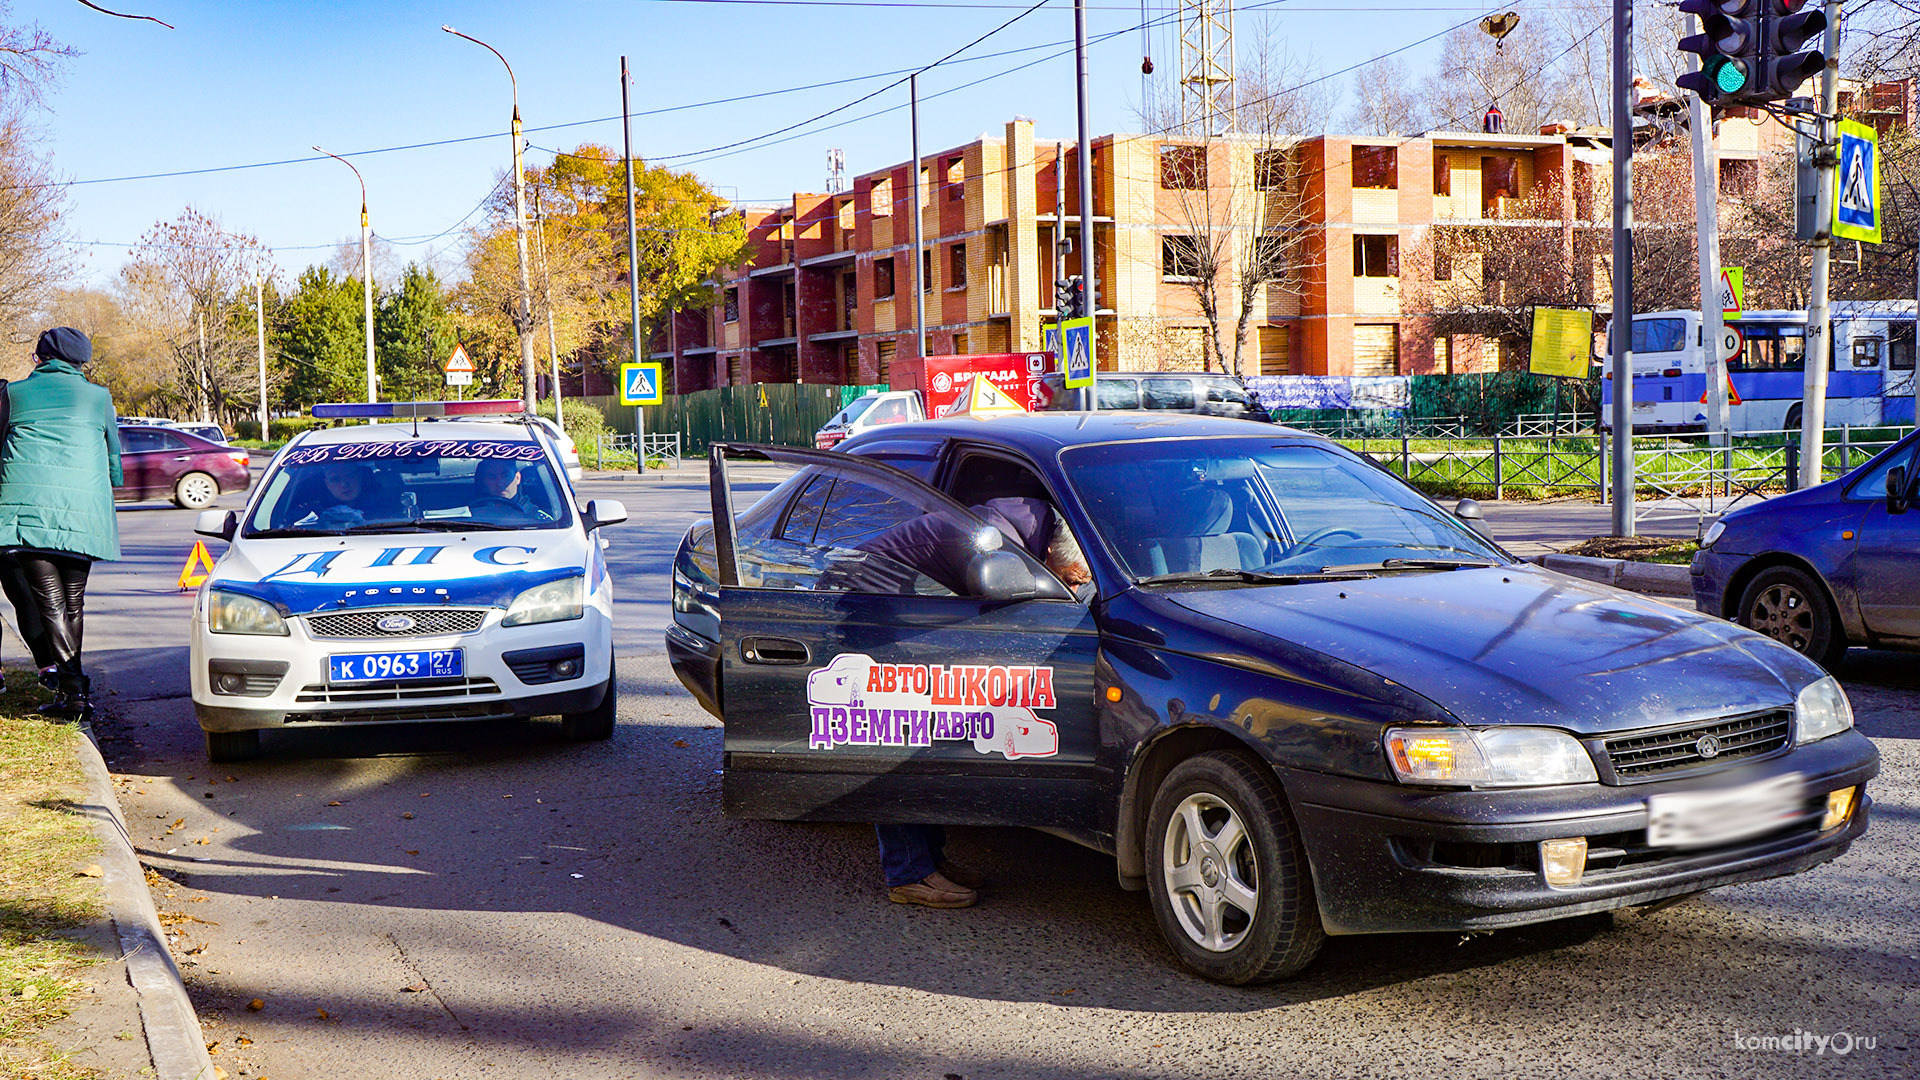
top-left (310, 399), bottom-right (526, 420)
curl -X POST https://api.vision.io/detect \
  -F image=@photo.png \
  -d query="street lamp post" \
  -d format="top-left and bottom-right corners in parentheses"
top-left (314, 146), bottom-right (377, 403)
top-left (444, 25), bottom-right (538, 414)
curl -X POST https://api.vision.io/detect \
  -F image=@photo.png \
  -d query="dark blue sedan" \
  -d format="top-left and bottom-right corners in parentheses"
top-left (1692, 430), bottom-right (1920, 669)
top-left (668, 414), bottom-right (1877, 984)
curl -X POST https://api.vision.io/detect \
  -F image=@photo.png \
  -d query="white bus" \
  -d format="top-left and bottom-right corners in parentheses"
top-left (1601, 302), bottom-right (1917, 432)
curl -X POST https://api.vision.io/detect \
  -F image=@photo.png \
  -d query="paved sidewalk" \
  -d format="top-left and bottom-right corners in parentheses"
top-left (1473, 498), bottom-right (1708, 557)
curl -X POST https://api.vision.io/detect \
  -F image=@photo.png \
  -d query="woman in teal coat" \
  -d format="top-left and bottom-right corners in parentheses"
top-left (0, 328), bottom-right (122, 719)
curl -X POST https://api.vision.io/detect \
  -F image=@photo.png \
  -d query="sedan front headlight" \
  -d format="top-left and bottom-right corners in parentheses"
top-left (1701, 520), bottom-right (1726, 549)
top-left (1385, 726), bottom-right (1599, 787)
top-left (1794, 675), bottom-right (1854, 745)
top-left (207, 589), bottom-right (288, 636)
top-left (502, 575), bottom-right (584, 627)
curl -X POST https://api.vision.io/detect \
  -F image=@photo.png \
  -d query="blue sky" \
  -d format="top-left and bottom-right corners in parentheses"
top-left (33, 0), bottom-right (1499, 287)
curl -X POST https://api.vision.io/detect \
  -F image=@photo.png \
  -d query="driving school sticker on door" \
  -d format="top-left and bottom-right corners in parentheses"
top-left (806, 653), bottom-right (1059, 759)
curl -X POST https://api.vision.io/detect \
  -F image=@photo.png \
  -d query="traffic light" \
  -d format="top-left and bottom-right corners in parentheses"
top-left (1750, 0), bottom-right (1826, 102)
top-left (1676, 0), bottom-right (1826, 107)
top-left (1676, 0), bottom-right (1764, 107)
top-left (1054, 276), bottom-right (1085, 319)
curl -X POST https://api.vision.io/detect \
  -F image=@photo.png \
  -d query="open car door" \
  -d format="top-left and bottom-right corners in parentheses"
top-left (708, 444), bottom-right (1101, 828)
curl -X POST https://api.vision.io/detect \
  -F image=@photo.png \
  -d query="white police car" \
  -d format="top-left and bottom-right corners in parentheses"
top-left (188, 400), bottom-right (626, 761)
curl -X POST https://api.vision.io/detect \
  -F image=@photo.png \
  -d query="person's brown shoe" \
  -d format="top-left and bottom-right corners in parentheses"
top-left (888, 871), bottom-right (978, 909)
top-left (936, 861), bottom-right (987, 889)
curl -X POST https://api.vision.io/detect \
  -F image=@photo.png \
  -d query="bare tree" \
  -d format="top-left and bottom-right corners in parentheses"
top-left (119, 208), bottom-right (273, 423)
top-left (1346, 57), bottom-right (1425, 136)
top-left (0, 111), bottom-right (69, 356)
top-left (1131, 31), bottom-right (1325, 376)
top-left (0, 2), bottom-right (74, 108)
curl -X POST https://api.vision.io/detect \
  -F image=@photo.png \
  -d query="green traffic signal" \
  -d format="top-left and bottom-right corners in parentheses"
top-left (1712, 58), bottom-right (1749, 94)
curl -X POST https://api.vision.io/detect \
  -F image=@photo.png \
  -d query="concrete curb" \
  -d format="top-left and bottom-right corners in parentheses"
top-left (73, 721), bottom-right (216, 1080)
top-left (1533, 552), bottom-right (1693, 597)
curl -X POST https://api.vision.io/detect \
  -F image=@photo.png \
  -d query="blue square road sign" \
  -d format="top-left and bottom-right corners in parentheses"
top-left (619, 362), bottom-right (664, 406)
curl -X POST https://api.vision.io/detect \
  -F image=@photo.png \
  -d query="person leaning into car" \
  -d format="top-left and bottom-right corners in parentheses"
top-left (0, 328), bottom-right (122, 721)
top-left (854, 496), bottom-right (1092, 909)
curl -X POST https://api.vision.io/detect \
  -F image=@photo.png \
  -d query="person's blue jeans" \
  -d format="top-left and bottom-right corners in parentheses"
top-left (876, 824), bottom-right (946, 887)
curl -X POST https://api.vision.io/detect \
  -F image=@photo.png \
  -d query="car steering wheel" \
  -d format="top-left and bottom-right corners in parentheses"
top-left (469, 496), bottom-right (523, 517)
top-left (1289, 526), bottom-right (1364, 549)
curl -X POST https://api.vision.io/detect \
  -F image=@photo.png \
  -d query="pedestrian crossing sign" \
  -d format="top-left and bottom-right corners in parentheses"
top-left (1833, 120), bottom-right (1882, 245)
top-left (619, 362), bottom-right (663, 406)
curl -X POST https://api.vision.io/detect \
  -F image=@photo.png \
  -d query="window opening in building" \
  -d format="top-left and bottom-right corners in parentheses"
top-left (871, 176), bottom-right (893, 217)
top-left (1159, 145), bottom-right (1206, 189)
top-left (1255, 149), bottom-right (1289, 191)
top-left (1353, 324), bottom-right (1401, 375)
top-left (877, 339), bottom-right (896, 384)
top-left (922, 249), bottom-right (933, 293)
top-left (1433, 154), bottom-right (1452, 196)
top-left (724, 287), bottom-right (740, 323)
top-left (1353, 234), bottom-right (1399, 278)
top-left (1162, 235), bottom-right (1203, 280)
top-left (1481, 155), bottom-right (1520, 214)
top-left (875, 257), bottom-right (896, 299)
top-left (949, 244), bottom-right (967, 289)
top-left (841, 271), bottom-right (857, 331)
top-left (1353, 145), bottom-right (1398, 189)
top-left (1258, 326), bottom-right (1289, 375)
top-left (945, 156), bottom-right (965, 201)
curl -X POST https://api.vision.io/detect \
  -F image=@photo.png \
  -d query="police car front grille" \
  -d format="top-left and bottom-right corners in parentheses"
top-left (305, 608), bottom-right (488, 639)
top-left (1600, 709), bottom-right (1793, 781)
top-left (294, 677), bottom-right (502, 704)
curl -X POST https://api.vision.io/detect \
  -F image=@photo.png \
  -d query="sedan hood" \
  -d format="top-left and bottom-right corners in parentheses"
top-left (208, 531), bottom-right (595, 614)
top-left (1164, 565), bottom-right (1821, 734)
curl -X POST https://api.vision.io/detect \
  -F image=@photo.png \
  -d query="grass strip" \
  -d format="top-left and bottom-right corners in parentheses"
top-left (0, 670), bottom-right (106, 1080)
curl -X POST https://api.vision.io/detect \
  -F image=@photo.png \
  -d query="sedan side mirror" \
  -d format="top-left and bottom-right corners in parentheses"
top-left (1453, 498), bottom-right (1486, 522)
top-left (967, 549), bottom-right (1038, 602)
top-left (583, 499), bottom-right (629, 531)
top-left (194, 509), bottom-right (237, 541)
top-left (1889, 466), bottom-right (1909, 515)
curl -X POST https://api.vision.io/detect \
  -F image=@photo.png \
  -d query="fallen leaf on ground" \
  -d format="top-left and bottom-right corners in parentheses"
top-left (402, 812), bottom-right (414, 820)
top-left (400, 982), bottom-right (429, 993)
top-left (170, 818), bottom-right (184, 829)
top-left (77, 865), bottom-right (103, 878)
top-left (184, 944), bottom-right (206, 956)
top-left (406, 850), bottom-right (420, 855)
top-left (235, 1036), bottom-right (252, 1047)
top-left (246, 999), bottom-right (265, 1011)
top-left (224, 776), bottom-right (238, 782)
top-left (672, 739), bottom-right (688, 747)
top-left (326, 801), bottom-right (341, 807)
top-left (213, 1066), bottom-right (229, 1079)
top-left (195, 838), bottom-right (210, 845)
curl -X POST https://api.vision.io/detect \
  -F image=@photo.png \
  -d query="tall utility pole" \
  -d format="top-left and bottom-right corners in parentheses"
top-left (622, 56), bottom-right (648, 471)
top-left (1687, 37), bottom-right (1731, 446)
top-left (315, 146), bottom-right (377, 403)
top-left (445, 26), bottom-right (538, 414)
top-left (533, 188), bottom-right (563, 423)
top-left (1799, 0), bottom-right (1844, 489)
top-left (255, 275), bottom-right (268, 436)
top-left (909, 74), bottom-right (928, 362)
top-left (1075, 0), bottom-right (1098, 409)
top-left (1608, 0), bottom-right (1635, 534)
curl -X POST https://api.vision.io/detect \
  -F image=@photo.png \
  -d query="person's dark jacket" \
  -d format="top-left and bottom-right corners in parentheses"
top-left (0, 331), bottom-right (122, 560)
top-left (852, 497), bottom-right (1053, 595)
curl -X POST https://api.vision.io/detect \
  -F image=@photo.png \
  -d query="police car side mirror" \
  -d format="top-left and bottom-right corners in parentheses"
top-left (967, 550), bottom-right (1038, 602)
top-left (583, 499), bottom-right (629, 531)
top-left (1889, 466), bottom-right (1910, 515)
top-left (194, 509), bottom-right (237, 541)
top-left (1453, 498), bottom-right (1485, 522)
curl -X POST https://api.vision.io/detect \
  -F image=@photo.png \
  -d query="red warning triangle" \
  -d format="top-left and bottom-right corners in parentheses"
top-left (178, 541), bottom-right (217, 591)
top-left (1699, 375), bottom-right (1743, 406)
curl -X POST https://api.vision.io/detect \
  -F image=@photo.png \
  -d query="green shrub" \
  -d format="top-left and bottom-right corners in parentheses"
top-left (558, 399), bottom-right (611, 447)
top-left (269, 416), bottom-right (332, 440)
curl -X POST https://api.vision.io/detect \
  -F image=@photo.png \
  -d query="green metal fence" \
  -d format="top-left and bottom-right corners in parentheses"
top-left (578, 383), bottom-right (886, 455)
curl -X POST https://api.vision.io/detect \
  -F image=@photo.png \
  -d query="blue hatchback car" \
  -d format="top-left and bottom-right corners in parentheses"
top-left (1691, 430), bottom-right (1920, 668)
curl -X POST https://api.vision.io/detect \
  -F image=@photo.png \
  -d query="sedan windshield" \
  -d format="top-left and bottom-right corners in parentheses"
top-left (244, 438), bottom-right (570, 536)
top-left (1062, 439), bottom-right (1506, 582)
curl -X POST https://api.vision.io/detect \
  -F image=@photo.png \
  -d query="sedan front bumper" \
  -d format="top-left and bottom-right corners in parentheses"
top-left (1282, 729), bottom-right (1879, 935)
top-left (1689, 547), bottom-right (1748, 618)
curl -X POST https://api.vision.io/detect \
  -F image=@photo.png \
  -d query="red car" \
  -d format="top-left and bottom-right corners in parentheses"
top-left (116, 425), bottom-right (251, 510)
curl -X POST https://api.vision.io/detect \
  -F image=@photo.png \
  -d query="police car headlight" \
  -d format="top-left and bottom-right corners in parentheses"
top-left (207, 590), bottom-right (288, 636)
top-left (1794, 675), bottom-right (1854, 745)
top-left (502, 576), bottom-right (584, 626)
top-left (1385, 727), bottom-right (1597, 787)
top-left (1701, 520), bottom-right (1726, 549)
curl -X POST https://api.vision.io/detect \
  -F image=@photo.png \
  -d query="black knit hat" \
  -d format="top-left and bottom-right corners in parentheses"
top-left (34, 327), bottom-right (93, 365)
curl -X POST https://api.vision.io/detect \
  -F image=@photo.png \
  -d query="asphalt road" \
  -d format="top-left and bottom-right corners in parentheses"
top-left (85, 477), bottom-right (1918, 1079)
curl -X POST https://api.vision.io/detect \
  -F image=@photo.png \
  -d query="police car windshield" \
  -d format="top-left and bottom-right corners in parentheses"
top-left (1063, 438), bottom-right (1507, 583)
top-left (244, 439), bottom-right (571, 537)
